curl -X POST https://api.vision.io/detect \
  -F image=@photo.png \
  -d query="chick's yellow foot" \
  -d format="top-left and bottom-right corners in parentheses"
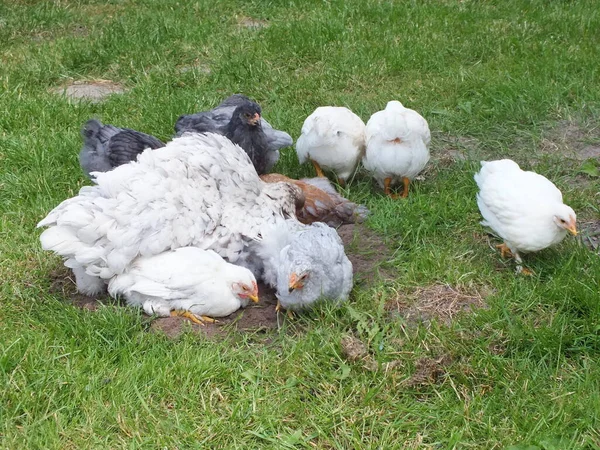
top-left (496, 243), bottom-right (513, 259)
top-left (516, 266), bottom-right (535, 276)
top-left (311, 160), bottom-right (326, 178)
top-left (171, 310), bottom-right (210, 326)
top-left (401, 177), bottom-right (410, 198)
top-left (383, 178), bottom-right (397, 199)
top-left (275, 300), bottom-right (294, 319)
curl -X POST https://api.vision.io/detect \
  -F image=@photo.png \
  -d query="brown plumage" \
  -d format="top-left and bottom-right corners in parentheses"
top-left (260, 174), bottom-right (369, 227)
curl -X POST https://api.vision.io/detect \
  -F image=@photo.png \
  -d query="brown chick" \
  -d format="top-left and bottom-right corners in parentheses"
top-left (260, 173), bottom-right (369, 227)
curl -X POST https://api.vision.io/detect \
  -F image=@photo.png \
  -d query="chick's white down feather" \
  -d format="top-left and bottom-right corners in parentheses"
top-left (362, 101), bottom-right (431, 188)
top-left (255, 220), bottom-right (353, 310)
top-left (474, 159), bottom-right (577, 256)
top-left (108, 248), bottom-right (257, 318)
top-left (38, 133), bottom-right (300, 295)
top-left (296, 106), bottom-right (366, 181)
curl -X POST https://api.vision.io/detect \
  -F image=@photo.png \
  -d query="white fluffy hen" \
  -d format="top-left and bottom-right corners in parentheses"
top-left (296, 106), bottom-right (366, 186)
top-left (475, 159), bottom-right (578, 273)
top-left (362, 101), bottom-right (431, 198)
top-left (108, 248), bottom-right (259, 324)
top-left (37, 133), bottom-right (301, 296)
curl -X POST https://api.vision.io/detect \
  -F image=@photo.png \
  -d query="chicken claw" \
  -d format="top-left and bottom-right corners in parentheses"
top-left (171, 310), bottom-right (216, 325)
top-left (496, 243), bottom-right (513, 259)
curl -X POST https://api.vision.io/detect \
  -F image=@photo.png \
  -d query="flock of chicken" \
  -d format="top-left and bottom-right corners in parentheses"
top-left (37, 94), bottom-right (579, 324)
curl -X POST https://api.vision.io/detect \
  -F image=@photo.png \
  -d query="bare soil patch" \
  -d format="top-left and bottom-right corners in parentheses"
top-left (336, 223), bottom-right (395, 285)
top-left (340, 335), bottom-right (403, 372)
top-left (237, 16), bottom-right (269, 29)
top-left (49, 266), bottom-right (111, 311)
top-left (50, 80), bottom-right (127, 103)
top-left (403, 355), bottom-right (452, 388)
top-left (387, 284), bottom-right (488, 326)
top-left (580, 220), bottom-right (600, 255)
top-left (539, 120), bottom-right (600, 160)
top-left (48, 223), bottom-right (392, 338)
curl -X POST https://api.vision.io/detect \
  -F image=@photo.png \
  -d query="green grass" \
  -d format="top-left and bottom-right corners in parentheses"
top-left (1, 0), bottom-right (600, 448)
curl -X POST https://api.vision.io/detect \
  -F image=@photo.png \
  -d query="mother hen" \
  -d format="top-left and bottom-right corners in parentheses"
top-left (38, 133), bottom-right (301, 295)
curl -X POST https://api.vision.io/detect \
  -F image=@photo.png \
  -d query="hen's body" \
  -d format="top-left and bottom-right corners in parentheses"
top-left (38, 133), bottom-right (300, 295)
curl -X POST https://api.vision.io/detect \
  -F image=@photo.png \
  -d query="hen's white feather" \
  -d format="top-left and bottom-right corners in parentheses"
top-left (296, 106), bottom-right (366, 181)
top-left (362, 101), bottom-right (431, 188)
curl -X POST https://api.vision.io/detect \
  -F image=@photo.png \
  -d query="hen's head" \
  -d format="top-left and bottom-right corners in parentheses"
top-left (232, 101), bottom-right (262, 128)
top-left (553, 204), bottom-right (577, 236)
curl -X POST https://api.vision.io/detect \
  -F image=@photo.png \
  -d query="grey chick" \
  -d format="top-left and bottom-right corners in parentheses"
top-left (175, 94), bottom-right (293, 172)
top-left (79, 119), bottom-right (165, 178)
top-left (255, 219), bottom-right (353, 312)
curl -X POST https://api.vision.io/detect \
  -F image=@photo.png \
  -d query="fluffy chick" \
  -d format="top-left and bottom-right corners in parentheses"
top-left (296, 106), bottom-right (366, 186)
top-left (175, 95), bottom-right (290, 174)
top-left (255, 220), bottom-right (353, 312)
top-left (260, 173), bottom-right (369, 227)
top-left (79, 119), bottom-right (165, 177)
top-left (475, 159), bottom-right (577, 273)
top-left (108, 247), bottom-right (259, 324)
top-left (362, 101), bottom-right (431, 198)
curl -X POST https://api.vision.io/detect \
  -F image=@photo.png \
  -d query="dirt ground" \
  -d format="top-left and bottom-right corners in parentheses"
top-left (50, 80), bottom-right (126, 103)
top-left (49, 223), bottom-right (393, 339)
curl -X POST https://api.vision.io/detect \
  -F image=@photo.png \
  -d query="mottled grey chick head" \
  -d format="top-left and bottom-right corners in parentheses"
top-left (275, 223), bottom-right (352, 311)
top-left (232, 102), bottom-right (262, 128)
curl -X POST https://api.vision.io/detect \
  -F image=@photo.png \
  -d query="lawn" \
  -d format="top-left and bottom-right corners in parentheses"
top-left (1, 0), bottom-right (600, 448)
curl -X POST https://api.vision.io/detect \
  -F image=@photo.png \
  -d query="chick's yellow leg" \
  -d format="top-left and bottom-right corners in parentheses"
top-left (311, 160), bottom-right (326, 178)
top-left (401, 177), bottom-right (410, 198)
top-left (276, 300), bottom-right (282, 312)
top-left (496, 243), bottom-right (513, 259)
top-left (171, 310), bottom-right (213, 325)
top-left (337, 177), bottom-right (346, 188)
top-left (384, 178), bottom-right (399, 199)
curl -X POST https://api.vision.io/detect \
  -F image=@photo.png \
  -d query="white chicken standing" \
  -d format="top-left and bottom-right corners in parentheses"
top-left (108, 248), bottom-right (259, 324)
top-left (362, 101), bottom-right (431, 198)
top-left (474, 159), bottom-right (578, 273)
top-left (296, 106), bottom-right (366, 186)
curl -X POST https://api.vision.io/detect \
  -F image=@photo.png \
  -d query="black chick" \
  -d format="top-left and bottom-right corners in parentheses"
top-left (220, 102), bottom-right (271, 175)
top-left (79, 119), bottom-right (165, 178)
top-left (175, 96), bottom-right (283, 175)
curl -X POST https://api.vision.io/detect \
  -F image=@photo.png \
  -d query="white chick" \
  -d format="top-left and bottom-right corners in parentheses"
top-left (108, 247), bottom-right (259, 324)
top-left (362, 101), bottom-right (431, 198)
top-left (296, 106), bottom-right (366, 187)
top-left (475, 159), bottom-right (578, 273)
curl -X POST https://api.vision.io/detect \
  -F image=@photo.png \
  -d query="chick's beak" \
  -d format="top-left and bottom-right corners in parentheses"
top-left (248, 113), bottom-right (260, 126)
top-left (248, 281), bottom-right (259, 302)
top-left (288, 273), bottom-right (302, 293)
top-left (567, 219), bottom-right (578, 236)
